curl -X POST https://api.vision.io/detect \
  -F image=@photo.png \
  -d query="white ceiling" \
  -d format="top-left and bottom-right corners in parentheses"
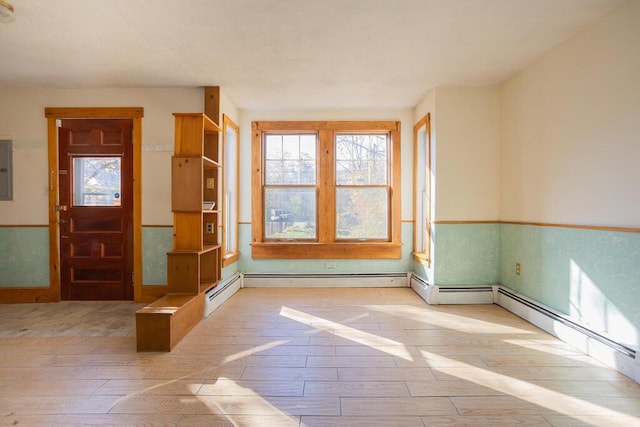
top-left (0, 0), bottom-right (624, 109)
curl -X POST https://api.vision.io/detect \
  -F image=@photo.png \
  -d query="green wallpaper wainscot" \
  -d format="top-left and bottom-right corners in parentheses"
top-left (432, 223), bottom-right (501, 286)
top-left (142, 226), bottom-right (173, 285)
top-left (0, 227), bottom-right (50, 287)
top-left (500, 223), bottom-right (640, 348)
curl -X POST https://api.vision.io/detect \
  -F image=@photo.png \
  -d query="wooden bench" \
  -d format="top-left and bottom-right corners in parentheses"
top-left (135, 293), bottom-right (204, 352)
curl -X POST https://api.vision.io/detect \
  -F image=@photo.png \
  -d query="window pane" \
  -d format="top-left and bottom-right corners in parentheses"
top-left (282, 135), bottom-right (299, 159)
top-left (265, 135), bottom-right (283, 159)
top-left (283, 167), bottom-right (298, 185)
top-left (265, 187), bottom-right (316, 239)
top-left (336, 187), bottom-right (388, 239)
top-left (264, 134), bottom-right (317, 185)
top-left (299, 160), bottom-right (316, 184)
top-left (224, 123), bottom-right (238, 254)
top-left (415, 125), bottom-right (428, 253)
top-left (225, 191), bottom-right (235, 252)
top-left (300, 135), bottom-right (316, 160)
top-left (265, 160), bottom-right (283, 184)
top-left (73, 157), bottom-right (121, 206)
top-left (335, 134), bottom-right (387, 185)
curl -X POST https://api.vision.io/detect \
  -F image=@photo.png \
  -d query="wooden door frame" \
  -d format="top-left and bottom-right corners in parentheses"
top-left (45, 107), bottom-right (144, 302)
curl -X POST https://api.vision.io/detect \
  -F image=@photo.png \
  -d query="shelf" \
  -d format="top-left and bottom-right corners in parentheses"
top-left (203, 156), bottom-right (221, 168)
top-left (137, 109), bottom-right (222, 353)
top-left (172, 113), bottom-right (220, 157)
top-left (203, 114), bottom-right (221, 133)
top-left (199, 282), bottom-right (217, 294)
top-left (172, 113), bottom-right (221, 133)
top-left (170, 244), bottom-right (221, 254)
top-left (171, 158), bottom-right (220, 213)
top-left (166, 247), bottom-right (221, 294)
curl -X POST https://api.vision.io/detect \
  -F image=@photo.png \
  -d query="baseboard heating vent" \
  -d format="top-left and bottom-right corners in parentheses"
top-left (410, 274), bottom-right (494, 305)
top-left (436, 285), bottom-right (494, 304)
top-left (495, 285), bottom-right (638, 382)
top-left (440, 286), bottom-right (494, 293)
top-left (410, 274), bottom-right (436, 304)
top-left (204, 273), bottom-right (242, 317)
top-left (242, 272), bottom-right (409, 288)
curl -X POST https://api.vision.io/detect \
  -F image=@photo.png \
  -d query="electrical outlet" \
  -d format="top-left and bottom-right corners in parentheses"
top-left (325, 261), bottom-right (336, 270)
top-left (515, 263), bottom-right (521, 276)
top-left (205, 222), bottom-right (214, 234)
top-left (206, 178), bottom-right (215, 189)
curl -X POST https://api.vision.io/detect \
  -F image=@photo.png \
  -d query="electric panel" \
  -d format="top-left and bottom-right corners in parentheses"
top-left (0, 140), bottom-right (12, 201)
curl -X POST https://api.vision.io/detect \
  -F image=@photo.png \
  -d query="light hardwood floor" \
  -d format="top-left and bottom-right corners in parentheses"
top-left (1, 287), bottom-right (639, 426)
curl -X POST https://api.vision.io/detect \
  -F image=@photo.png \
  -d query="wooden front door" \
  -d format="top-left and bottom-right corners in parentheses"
top-left (58, 119), bottom-right (133, 300)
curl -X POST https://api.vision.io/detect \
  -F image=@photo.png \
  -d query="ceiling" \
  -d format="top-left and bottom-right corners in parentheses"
top-left (0, 0), bottom-right (624, 109)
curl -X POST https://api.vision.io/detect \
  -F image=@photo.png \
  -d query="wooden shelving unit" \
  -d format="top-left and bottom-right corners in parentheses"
top-left (136, 113), bottom-right (222, 352)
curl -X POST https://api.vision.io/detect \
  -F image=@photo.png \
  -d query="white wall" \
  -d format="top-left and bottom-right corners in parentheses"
top-left (500, 0), bottom-right (640, 227)
top-left (238, 108), bottom-right (414, 223)
top-left (0, 87), bottom-right (203, 225)
top-left (433, 86), bottom-right (501, 221)
top-left (414, 89), bottom-right (435, 125)
top-left (220, 91), bottom-right (240, 126)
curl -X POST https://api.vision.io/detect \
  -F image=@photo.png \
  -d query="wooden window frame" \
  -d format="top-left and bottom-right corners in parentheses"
top-left (221, 114), bottom-right (240, 267)
top-left (412, 113), bottom-right (431, 266)
top-left (251, 121), bottom-right (401, 259)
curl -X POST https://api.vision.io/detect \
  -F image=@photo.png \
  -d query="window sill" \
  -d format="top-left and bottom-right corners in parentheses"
top-left (251, 242), bottom-right (402, 259)
top-left (412, 251), bottom-right (431, 267)
top-left (222, 252), bottom-right (239, 267)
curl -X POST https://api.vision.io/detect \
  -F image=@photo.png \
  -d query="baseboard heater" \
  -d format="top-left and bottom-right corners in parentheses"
top-left (204, 272), bottom-right (242, 317)
top-left (495, 285), bottom-right (639, 382)
top-left (410, 274), bottom-right (436, 304)
top-left (410, 274), bottom-right (494, 305)
top-left (242, 272), bottom-right (409, 288)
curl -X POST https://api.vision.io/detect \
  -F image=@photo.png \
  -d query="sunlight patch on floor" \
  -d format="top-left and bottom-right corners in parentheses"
top-left (366, 304), bottom-right (536, 335)
top-left (423, 349), bottom-right (637, 420)
top-left (221, 340), bottom-right (289, 364)
top-left (279, 306), bottom-right (415, 361)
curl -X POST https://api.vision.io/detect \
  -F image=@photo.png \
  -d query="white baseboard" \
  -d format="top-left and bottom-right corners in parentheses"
top-left (494, 285), bottom-right (639, 383)
top-left (204, 273), bottom-right (242, 317)
top-left (242, 273), bottom-right (409, 288)
top-left (410, 274), bottom-right (493, 305)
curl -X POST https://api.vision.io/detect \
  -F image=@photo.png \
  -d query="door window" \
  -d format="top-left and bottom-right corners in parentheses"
top-left (72, 157), bottom-right (122, 206)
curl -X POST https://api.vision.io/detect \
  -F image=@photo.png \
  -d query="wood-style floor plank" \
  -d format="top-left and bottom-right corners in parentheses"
top-left (0, 379), bottom-right (106, 396)
top-left (341, 396), bottom-right (458, 416)
top-left (304, 380), bottom-right (410, 397)
top-left (224, 396), bottom-right (340, 416)
top-left (179, 414), bottom-right (301, 426)
top-left (421, 415), bottom-right (550, 426)
top-left (2, 414), bottom-right (183, 426)
top-left (198, 379), bottom-right (304, 397)
top-left (0, 287), bottom-right (639, 425)
top-left (302, 415), bottom-right (424, 426)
